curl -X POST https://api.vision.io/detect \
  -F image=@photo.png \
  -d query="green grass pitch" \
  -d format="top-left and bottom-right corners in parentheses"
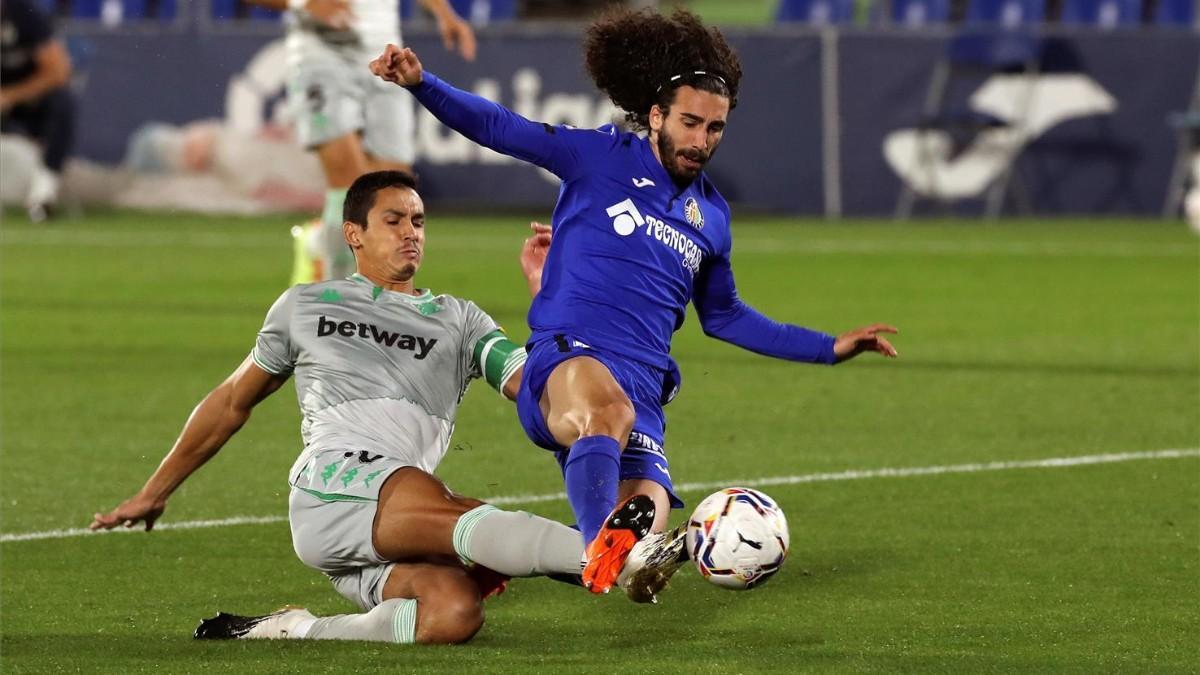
top-left (1, 211), bottom-right (1197, 673)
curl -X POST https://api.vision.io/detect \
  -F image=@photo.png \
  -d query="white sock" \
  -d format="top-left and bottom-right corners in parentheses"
top-left (301, 598), bottom-right (417, 643)
top-left (27, 165), bottom-right (59, 207)
top-left (452, 504), bottom-right (585, 577)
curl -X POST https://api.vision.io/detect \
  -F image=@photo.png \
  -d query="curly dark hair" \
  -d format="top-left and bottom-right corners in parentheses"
top-left (584, 7), bottom-right (742, 131)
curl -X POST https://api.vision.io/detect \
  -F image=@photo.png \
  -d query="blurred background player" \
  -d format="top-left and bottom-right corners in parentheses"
top-left (0, 0), bottom-right (75, 222)
top-left (243, 0), bottom-right (478, 283)
top-left (90, 171), bottom-right (608, 645)
top-left (369, 8), bottom-right (899, 600)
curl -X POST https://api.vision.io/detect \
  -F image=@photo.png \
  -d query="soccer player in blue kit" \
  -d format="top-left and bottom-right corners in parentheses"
top-left (370, 8), bottom-right (898, 601)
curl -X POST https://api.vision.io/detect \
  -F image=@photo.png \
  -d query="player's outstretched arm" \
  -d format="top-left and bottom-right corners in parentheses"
top-left (369, 46), bottom-right (595, 179)
top-left (89, 357), bottom-right (289, 532)
top-left (694, 256), bottom-right (898, 365)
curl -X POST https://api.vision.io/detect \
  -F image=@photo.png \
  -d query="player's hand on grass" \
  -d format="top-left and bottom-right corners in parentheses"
top-left (90, 493), bottom-right (167, 532)
top-left (370, 45), bottom-right (423, 87)
top-left (520, 221), bottom-right (552, 297)
top-left (302, 0), bottom-right (354, 29)
top-left (435, 11), bottom-right (477, 61)
top-left (833, 323), bottom-right (899, 363)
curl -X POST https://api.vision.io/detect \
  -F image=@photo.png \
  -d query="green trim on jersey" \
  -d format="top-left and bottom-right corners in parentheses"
top-left (349, 274), bottom-right (433, 304)
top-left (472, 330), bottom-right (527, 394)
top-left (295, 486), bottom-right (377, 503)
top-left (250, 350), bottom-right (287, 376)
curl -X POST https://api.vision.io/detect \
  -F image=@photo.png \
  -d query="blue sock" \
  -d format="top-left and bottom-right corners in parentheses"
top-left (563, 435), bottom-right (621, 545)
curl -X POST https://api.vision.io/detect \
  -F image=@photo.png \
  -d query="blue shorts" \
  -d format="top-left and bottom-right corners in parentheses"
top-left (517, 334), bottom-right (684, 509)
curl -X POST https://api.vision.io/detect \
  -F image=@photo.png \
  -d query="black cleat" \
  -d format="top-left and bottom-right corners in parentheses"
top-left (195, 612), bottom-right (269, 640)
top-left (194, 607), bottom-right (313, 640)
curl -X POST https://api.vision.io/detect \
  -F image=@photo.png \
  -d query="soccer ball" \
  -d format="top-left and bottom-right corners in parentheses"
top-left (687, 487), bottom-right (790, 590)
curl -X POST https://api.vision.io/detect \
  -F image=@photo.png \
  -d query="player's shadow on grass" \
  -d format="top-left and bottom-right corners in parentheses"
top-left (845, 359), bottom-right (1196, 380)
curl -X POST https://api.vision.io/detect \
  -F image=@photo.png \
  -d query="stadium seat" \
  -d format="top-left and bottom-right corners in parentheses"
top-left (966, 0), bottom-right (1046, 26)
top-left (402, 0), bottom-right (515, 23)
top-left (775, 0), bottom-right (857, 25)
top-left (210, 0), bottom-right (278, 20)
top-left (248, 5), bottom-right (280, 20)
top-left (452, 0), bottom-right (515, 22)
top-left (874, 0), bottom-right (952, 27)
top-left (1060, 0), bottom-right (1142, 27)
top-left (1155, 0), bottom-right (1197, 27)
top-left (210, 0), bottom-right (237, 18)
top-left (68, 0), bottom-right (102, 18)
top-left (895, 29), bottom-right (1043, 218)
top-left (119, 0), bottom-right (177, 20)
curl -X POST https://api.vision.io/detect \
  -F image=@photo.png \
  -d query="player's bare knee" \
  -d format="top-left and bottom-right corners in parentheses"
top-left (416, 590), bottom-right (484, 644)
top-left (583, 399), bottom-right (636, 442)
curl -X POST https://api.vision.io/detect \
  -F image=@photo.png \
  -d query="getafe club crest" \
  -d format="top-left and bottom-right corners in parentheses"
top-left (683, 197), bottom-right (704, 230)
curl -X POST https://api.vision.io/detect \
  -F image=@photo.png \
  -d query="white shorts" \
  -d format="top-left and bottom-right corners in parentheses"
top-left (287, 58), bottom-right (415, 164)
top-left (288, 448), bottom-right (410, 610)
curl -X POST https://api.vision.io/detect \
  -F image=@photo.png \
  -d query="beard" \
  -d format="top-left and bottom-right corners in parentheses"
top-left (395, 262), bottom-right (417, 280)
top-left (657, 130), bottom-right (713, 187)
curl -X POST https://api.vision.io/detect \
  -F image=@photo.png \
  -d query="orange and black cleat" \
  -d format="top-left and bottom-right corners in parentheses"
top-left (581, 494), bottom-right (656, 594)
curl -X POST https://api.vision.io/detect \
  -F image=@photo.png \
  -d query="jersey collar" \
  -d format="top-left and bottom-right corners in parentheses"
top-left (349, 273), bottom-right (433, 303)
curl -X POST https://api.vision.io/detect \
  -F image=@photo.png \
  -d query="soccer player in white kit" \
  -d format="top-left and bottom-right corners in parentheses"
top-left (89, 172), bottom-right (655, 645)
top-left (245, 0), bottom-right (477, 282)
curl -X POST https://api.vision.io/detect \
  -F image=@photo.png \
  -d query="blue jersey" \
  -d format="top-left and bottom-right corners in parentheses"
top-left (410, 73), bottom-right (836, 371)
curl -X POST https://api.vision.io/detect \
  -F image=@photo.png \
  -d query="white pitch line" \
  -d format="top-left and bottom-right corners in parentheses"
top-left (3, 448), bottom-right (1196, 544)
top-left (0, 515), bottom-right (288, 544)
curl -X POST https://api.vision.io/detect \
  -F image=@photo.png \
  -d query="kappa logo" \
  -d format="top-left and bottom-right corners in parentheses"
top-left (683, 197), bottom-right (704, 230)
top-left (632, 177), bottom-right (656, 188)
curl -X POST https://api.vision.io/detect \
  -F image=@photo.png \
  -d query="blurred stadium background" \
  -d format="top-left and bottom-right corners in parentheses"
top-left (1, 1), bottom-right (1198, 673)
top-left (1, 0), bottom-right (1199, 219)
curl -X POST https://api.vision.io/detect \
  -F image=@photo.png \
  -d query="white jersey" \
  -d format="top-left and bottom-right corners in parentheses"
top-left (284, 0), bottom-right (401, 68)
top-left (252, 274), bottom-right (513, 481)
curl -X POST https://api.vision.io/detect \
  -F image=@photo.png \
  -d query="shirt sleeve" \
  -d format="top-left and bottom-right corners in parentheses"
top-left (692, 252), bottom-right (837, 365)
top-left (458, 300), bottom-right (500, 381)
top-left (460, 301), bottom-right (527, 396)
top-left (407, 72), bottom-right (617, 181)
top-left (251, 288), bottom-right (299, 376)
